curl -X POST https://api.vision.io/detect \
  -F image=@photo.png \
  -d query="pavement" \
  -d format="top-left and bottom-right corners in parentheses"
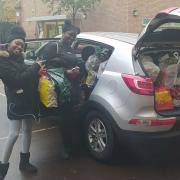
top-left (1, 81), bottom-right (180, 180)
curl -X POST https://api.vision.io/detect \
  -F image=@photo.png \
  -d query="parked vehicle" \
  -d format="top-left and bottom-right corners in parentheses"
top-left (24, 38), bottom-right (61, 65)
top-left (24, 7), bottom-right (180, 162)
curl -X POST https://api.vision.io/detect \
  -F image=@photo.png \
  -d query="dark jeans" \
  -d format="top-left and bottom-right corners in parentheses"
top-left (40, 103), bottom-right (78, 151)
top-left (57, 103), bottom-right (74, 149)
top-left (58, 102), bottom-right (84, 153)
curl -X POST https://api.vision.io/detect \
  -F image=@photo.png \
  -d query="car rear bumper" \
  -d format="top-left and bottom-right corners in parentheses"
top-left (118, 117), bottom-right (180, 141)
top-left (119, 129), bottom-right (180, 139)
top-left (116, 129), bottom-right (180, 162)
top-left (117, 128), bottom-right (180, 145)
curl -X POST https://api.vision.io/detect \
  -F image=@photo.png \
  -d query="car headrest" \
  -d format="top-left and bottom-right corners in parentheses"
top-left (81, 46), bottom-right (95, 61)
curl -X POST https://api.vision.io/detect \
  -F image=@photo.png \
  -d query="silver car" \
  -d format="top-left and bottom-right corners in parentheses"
top-left (25, 7), bottom-right (180, 162)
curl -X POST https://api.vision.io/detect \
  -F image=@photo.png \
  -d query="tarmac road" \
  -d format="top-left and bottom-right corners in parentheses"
top-left (1, 81), bottom-right (180, 180)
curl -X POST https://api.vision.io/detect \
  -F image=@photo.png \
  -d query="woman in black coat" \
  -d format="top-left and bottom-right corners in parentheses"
top-left (0, 26), bottom-right (44, 180)
top-left (39, 20), bottom-right (83, 159)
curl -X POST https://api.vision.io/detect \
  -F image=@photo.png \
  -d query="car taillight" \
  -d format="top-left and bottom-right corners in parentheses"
top-left (122, 74), bottom-right (154, 95)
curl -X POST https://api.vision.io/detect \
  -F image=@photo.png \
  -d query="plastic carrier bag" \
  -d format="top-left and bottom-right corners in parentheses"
top-left (85, 54), bottom-right (100, 86)
top-left (39, 72), bottom-right (58, 108)
top-left (154, 53), bottom-right (180, 110)
top-left (85, 54), bottom-right (100, 72)
top-left (47, 68), bottom-right (72, 105)
top-left (141, 56), bottom-right (160, 81)
top-left (159, 55), bottom-right (180, 89)
top-left (170, 86), bottom-right (180, 107)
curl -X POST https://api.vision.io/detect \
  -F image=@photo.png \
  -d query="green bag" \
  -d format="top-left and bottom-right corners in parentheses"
top-left (47, 68), bottom-right (72, 105)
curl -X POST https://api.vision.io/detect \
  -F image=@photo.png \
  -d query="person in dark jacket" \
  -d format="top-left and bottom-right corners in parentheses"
top-left (39, 20), bottom-right (84, 159)
top-left (43, 20), bottom-right (81, 70)
top-left (0, 25), bottom-right (44, 180)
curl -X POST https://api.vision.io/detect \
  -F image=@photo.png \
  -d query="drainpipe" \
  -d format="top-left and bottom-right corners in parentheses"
top-left (126, 0), bottom-right (129, 32)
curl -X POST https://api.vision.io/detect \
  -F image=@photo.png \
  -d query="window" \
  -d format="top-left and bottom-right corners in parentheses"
top-left (75, 39), bottom-right (113, 89)
top-left (154, 22), bottom-right (180, 32)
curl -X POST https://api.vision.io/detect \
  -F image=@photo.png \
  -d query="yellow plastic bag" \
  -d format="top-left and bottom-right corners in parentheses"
top-left (39, 76), bottom-right (58, 108)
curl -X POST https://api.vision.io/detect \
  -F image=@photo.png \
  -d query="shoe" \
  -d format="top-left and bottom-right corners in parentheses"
top-left (60, 145), bottom-right (70, 160)
top-left (19, 152), bottom-right (38, 174)
top-left (0, 162), bottom-right (9, 180)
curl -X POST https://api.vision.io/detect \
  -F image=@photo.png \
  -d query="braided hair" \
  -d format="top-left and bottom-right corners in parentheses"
top-left (62, 20), bottom-right (80, 34)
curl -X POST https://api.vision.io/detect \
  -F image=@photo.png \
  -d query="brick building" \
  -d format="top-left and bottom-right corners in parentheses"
top-left (0, 0), bottom-right (16, 22)
top-left (81, 0), bottom-right (180, 33)
top-left (18, 0), bottom-right (180, 38)
top-left (19, 0), bottom-right (58, 38)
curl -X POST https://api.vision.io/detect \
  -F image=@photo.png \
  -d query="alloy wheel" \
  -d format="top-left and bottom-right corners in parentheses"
top-left (88, 118), bottom-right (107, 153)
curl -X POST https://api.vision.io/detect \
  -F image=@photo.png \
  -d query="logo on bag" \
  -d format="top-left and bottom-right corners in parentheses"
top-left (16, 89), bottom-right (24, 94)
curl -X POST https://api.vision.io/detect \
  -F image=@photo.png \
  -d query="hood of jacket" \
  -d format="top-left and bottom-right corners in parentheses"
top-left (0, 50), bottom-right (9, 58)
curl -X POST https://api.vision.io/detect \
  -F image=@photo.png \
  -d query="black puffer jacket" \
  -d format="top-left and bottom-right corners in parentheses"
top-left (0, 50), bottom-right (40, 120)
top-left (40, 41), bottom-right (86, 105)
top-left (41, 41), bottom-right (78, 69)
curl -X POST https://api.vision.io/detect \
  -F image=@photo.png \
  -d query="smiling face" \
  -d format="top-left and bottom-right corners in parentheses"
top-left (8, 39), bottom-right (25, 56)
top-left (62, 30), bottom-right (77, 46)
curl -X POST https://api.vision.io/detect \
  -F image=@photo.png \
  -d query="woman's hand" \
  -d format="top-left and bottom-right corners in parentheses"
top-left (65, 66), bottom-right (80, 78)
top-left (39, 65), bottom-right (47, 76)
top-left (36, 61), bottom-right (45, 67)
top-left (35, 57), bottom-right (46, 66)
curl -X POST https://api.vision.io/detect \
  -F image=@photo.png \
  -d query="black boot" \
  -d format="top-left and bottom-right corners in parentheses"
top-left (60, 144), bottom-right (70, 160)
top-left (19, 152), bottom-right (37, 174)
top-left (0, 162), bottom-right (9, 180)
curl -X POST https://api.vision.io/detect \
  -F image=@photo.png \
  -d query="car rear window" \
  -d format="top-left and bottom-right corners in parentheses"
top-left (154, 22), bottom-right (180, 32)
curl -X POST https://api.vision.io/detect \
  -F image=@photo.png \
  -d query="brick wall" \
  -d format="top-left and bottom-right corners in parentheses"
top-left (20, 0), bottom-right (49, 38)
top-left (3, 0), bottom-right (16, 22)
top-left (81, 0), bottom-right (180, 33)
top-left (20, 0), bottom-right (180, 38)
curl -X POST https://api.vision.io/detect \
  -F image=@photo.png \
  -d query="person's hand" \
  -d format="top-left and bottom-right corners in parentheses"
top-left (35, 58), bottom-right (46, 68)
top-left (72, 66), bottom-right (80, 73)
top-left (65, 66), bottom-right (80, 78)
top-left (39, 66), bottom-right (46, 76)
top-left (36, 60), bottom-right (45, 67)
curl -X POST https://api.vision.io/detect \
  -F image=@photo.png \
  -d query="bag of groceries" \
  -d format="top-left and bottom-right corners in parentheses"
top-left (38, 70), bottom-right (58, 108)
top-left (47, 68), bottom-right (72, 105)
top-left (158, 56), bottom-right (179, 89)
top-left (141, 55), bottom-right (160, 81)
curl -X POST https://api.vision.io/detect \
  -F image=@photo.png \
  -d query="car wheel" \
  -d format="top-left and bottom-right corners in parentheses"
top-left (84, 110), bottom-right (115, 162)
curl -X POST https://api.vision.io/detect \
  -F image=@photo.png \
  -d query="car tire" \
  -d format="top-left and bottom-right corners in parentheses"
top-left (84, 110), bottom-right (115, 162)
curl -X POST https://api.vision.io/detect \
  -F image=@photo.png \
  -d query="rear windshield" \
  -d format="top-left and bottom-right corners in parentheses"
top-left (142, 22), bottom-right (180, 44)
top-left (154, 22), bottom-right (180, 32)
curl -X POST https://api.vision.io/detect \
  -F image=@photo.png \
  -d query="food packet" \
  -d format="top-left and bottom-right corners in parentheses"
top-left (155, 86), bottom-right (174, 111)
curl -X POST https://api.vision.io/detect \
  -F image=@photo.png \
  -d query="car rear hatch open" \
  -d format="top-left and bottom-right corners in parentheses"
top-left (133, 7), bottom-right (180, 117)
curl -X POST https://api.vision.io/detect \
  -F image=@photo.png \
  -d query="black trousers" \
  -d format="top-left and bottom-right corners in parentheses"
top-left (57, 103), bottom-right (74, 149)
top-left (40, 102), bottom-right (76, 149)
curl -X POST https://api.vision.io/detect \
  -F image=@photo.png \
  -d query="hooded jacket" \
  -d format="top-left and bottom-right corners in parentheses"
top-left (41, 41), bottom-right (78, 69)
top-left (0, 50), bottom-right (40, 120)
